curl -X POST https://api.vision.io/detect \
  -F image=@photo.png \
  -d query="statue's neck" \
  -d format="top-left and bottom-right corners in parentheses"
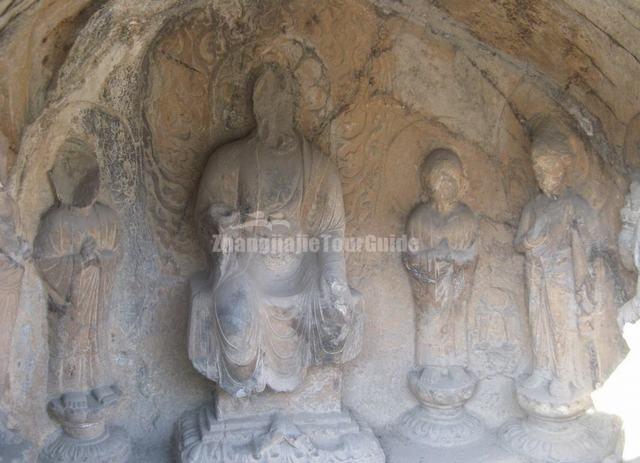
top-left (256, 121), bottom-right (296, 151)
top-left (434, 200), bottom-right (458, 216)
top-left (257, 131), bottom-right (297, 155)
top-left (67, 202), bottom-right (95, 216)
top-left (543, 187), bottom-right (569, 201)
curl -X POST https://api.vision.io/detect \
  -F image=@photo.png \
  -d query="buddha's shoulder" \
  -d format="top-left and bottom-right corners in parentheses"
top-left (407, 202), bottom-right (434, 225)
top-left (454, 203), bottom-right (478, 225)
top-left (39, 205), bottom-right (67, 224)
top-left (207, 137), bottom-right (254, 165)
top-left (93, 203), bottom-right (119, 220)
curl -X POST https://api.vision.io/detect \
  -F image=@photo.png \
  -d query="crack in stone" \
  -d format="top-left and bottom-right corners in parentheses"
top-left (158, 49), bottom-right (203, 75)
top-left (559, 0), bottom-right (640, 67)
top-left (619, 10), bottom-right (640, 34)
top-left (570, 41), bottom-right (617, 88)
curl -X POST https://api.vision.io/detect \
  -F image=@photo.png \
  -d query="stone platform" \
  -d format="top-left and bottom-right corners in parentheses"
top-left (176, 406), bottom-right (384, 463)
top-left (175, 367), bottom-right (384, 463)
top-left (380, 431), bottom-right (524, 463)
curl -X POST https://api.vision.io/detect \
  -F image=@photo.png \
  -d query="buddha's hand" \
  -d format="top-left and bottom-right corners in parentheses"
top-left (325, 272), bottom-right (353, 317)
top-left (80, 237), bottom-right (99, 267)
top-left (18, 238), bottom-right (32, 262)
top-left (6, 237), bottom-right (31, 266)
top-left (526, 219), bottom-right (549, 248)
top-left (618, 297), bottom-right (640, 331)
top-left (577, 313), bottom-right (594, 335)
top-left (208, 205), bottom-right (240, 227)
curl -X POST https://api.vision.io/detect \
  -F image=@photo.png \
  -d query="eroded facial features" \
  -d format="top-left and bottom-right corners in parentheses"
top-left (532, 152), bottom-right (566, 198)
top-left (424, 162), bottom-right (462, 209)
top-left (71, 168), bottom-right (101, 208)
top-left (50, 151), bottom-right (101, 208)
top-left (253, 70), bottom-right (296, 146)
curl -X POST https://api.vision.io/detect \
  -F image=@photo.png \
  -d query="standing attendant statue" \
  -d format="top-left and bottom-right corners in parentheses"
top-left (0, 134), bottom-right (32, 461)
top-left (500, 116), bottom-right (626, 463)
top-left (34, 149), bottom-right (130, 463)
top-left (0, 138), bottom-right (30, 401)
top-left (619, 178), bottom-right (640, 328)
top-left (394, 148), bottom-right (485, 448)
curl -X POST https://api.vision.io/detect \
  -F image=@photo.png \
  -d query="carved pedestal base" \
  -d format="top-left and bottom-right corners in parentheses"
top-left (396, 366), bottom-right (487, 448)
top-left (38, 426), bottom-right (130, 463)
top-left (499, 412), bottom-right (622, 463)
top-left (498, 385), bottom-right (623, 463)
top-left (396, 403), bottom-right (486, 448)
top-left (380, 431), bottom-right (523, 463)
top-left (176, 405), bottom-right (385, 463)
top-left (38, 387), bottom-right (131, 463)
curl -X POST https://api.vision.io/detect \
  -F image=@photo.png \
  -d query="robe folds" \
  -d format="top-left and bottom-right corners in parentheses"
top-left (516, 191), bottom-right (627, 392)
top-left (0, 190), bottom-right (24, 391)
top-left (189, 135), bottom-right (362, 397)
top-left (404, 202), bottom-right (478, 368)
top-left (35, 204), bottom-right (122, 394)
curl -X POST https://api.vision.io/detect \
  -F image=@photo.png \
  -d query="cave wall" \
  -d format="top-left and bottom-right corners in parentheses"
top-left (1, 0), bottom-right (638, 460)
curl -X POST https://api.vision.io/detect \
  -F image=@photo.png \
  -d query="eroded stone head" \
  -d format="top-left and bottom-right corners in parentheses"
top-left (529, 116), bottom-right (576, 198)
top-left (252, 65), bottom-right (297, 146)
top-left (49, 139), bottom-right (100, 208)
top-left (420, 148), bottom-right (465, 209)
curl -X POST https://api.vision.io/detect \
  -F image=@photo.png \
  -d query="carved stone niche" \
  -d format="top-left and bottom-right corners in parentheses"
top-left (174, 66), bottom-right (384, 463)
top-left (498, 116), bottom-right (627, 463)
top-left (0, 131), bottom-right (33, 462)
top-left (34, 140), bottom-right (130, 463)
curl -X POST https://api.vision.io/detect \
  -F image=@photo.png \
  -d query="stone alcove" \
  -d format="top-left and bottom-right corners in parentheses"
top-left (1, 0), bottom-right (639, 461)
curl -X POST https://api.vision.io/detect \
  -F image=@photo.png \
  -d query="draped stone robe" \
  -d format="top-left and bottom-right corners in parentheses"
top-left (189, 134), bottom-right (362, 398)
top-left (404, 202), bottom-right (478, 369)
top-left (34, 203), bottom-right (122, 394)
top-left (0, 189), bottom-right (24, 391)
top-left (515, 190), bottom-right (627, 393)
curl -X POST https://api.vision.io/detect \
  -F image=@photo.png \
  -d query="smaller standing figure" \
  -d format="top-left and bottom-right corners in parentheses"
top-left (0, 134), bottom-right (32, 461)
top-left (618, 178), bottom-right (640, 328)
top-left (395, 148), bottom-right (485, 448)
top-left (500, 116), bottom-right (626, 463)
top-left (0, 137), bottom-right (30, 397)
top-left (34, 148), bottom-right (130, 463)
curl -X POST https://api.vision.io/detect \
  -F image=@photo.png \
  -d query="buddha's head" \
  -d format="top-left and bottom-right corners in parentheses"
top-left (50, 140), bottom-right (100, 208)
top-left (530, 116), bottom-right (575, 198)
top-left (252, 65), bottom-right (297, 147)
top-left (421, 148), bottom-right (466, 212)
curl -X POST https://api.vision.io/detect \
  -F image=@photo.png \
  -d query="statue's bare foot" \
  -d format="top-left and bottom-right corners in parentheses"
top-left (449, 365), bottom-right (469, 383)
top-left (62, 392), bottom-right (88, 412)
top-left (92, 385), bottom-right (119, 406)
top-left (549, 379), bottom-right (572, 400)
top-left (521, 371), bottom-right (547, 390)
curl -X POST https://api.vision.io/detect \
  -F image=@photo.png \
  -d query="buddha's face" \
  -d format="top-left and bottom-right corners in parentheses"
top-left (532, 151), bottom-right (566, 198)
top-left (253, 69), bottom-right (295, 145)
top-left (424, 162), bottom-right (462, 208)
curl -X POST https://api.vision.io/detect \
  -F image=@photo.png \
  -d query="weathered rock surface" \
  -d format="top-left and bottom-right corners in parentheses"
top-left (0, 0), bottom-right (638, 461)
